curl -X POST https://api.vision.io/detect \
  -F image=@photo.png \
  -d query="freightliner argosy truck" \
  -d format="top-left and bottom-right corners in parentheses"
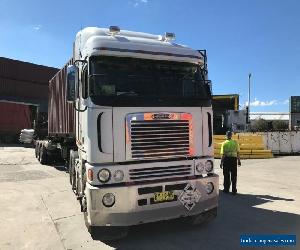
top-left (35, 26), bottom-right (219, 238)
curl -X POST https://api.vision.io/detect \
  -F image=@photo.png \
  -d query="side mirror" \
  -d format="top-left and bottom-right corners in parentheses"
top-left (66, 65), bottom-right (78, 103)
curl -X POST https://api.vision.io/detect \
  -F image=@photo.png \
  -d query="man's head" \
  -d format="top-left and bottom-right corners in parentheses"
top-left (226, 131), bottom-right (232, 139)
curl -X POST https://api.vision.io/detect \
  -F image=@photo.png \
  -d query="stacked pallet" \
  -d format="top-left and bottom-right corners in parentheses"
top-left (214, 133), bottom-right (273, 159)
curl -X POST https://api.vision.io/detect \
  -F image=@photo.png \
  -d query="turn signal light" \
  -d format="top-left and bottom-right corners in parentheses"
top-left (88, 169), bottom-right (93, 181)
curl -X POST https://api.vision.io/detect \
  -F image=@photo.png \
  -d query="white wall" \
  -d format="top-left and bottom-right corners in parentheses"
top-left (262, 131), bottom-right (300, 154)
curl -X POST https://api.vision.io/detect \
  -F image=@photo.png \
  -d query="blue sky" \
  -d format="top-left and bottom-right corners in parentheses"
top-left (0, 0), bottom-right (299, 112)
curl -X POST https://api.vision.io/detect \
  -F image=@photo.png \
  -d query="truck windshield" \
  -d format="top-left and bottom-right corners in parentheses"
top-left (89, 56), bottom-right (211, 107)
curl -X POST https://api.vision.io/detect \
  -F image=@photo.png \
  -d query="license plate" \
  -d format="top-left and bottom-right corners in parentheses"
top-left (153, 191), bottom-right (175, 203)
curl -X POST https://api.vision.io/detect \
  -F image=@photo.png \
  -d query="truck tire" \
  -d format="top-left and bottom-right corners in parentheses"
top-left (40, 144), bottom-right (48, 165)
top-left (189, 207), bottom-right (218, 226)
top-left (69, 150), bottom-right (78, 190)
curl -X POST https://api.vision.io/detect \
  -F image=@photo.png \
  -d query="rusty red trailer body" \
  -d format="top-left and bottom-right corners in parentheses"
top-left (0, 101), bottom-right (31, 133)
top-left (48, 59), bottom-right (75, 137)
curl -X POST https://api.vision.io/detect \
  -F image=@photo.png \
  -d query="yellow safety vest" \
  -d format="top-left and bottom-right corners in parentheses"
top-left (220, 139), bottom-right (240, 157)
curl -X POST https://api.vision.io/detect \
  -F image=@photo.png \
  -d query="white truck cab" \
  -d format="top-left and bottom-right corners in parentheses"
top-left (38, 26), bottom-right (218, 239)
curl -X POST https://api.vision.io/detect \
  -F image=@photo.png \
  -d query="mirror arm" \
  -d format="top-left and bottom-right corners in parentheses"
top-left (68, 59), bottom-right (87, 109)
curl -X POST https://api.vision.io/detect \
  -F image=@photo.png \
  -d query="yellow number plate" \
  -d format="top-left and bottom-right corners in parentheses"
top-left (153, 191), bottom-right (175, 203)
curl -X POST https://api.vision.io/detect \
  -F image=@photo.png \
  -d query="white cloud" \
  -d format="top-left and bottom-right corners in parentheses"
top-left (282, 99), bottom-right (289, 105)
top-left (244, 98), bottom-right (289, 107)
top-left (33, 25), bottom-right (42, 31)
top-left (132, 0), bottom-right (148, 7)
top-left (251, 99), bottom-right (278, 107)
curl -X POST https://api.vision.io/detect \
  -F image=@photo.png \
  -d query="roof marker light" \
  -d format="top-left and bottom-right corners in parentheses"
top-left (109, 26), bottom-right (120, 35)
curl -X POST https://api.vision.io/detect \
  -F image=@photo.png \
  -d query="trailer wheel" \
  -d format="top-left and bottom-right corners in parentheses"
top-left (35, 141), bottom-right (39, 158)
top-left (37, 142), bottom-right (42, 161)
top-left (40, 144), bottom-right (48, 165)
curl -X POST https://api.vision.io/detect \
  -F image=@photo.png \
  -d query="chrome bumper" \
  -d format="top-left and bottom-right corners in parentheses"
top-left (85, 174), bottom-right (219, 226)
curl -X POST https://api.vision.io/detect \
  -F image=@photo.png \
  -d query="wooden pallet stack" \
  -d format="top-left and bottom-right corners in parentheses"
top-left (214, 133), bottom-right (273, 159)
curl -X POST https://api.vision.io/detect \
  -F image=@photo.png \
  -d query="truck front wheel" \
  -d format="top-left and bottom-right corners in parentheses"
top-left (69, 150), bottom-right (78, 191)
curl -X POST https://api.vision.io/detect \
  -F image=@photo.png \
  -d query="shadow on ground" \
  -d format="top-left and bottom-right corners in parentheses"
top-left (99, 192), bottom-right (299, 250)
top-left (49, 161), bottom-right (67, 172)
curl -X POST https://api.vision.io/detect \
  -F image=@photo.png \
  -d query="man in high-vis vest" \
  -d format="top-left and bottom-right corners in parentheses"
top-left (220, 131), bottom-right (241, 195)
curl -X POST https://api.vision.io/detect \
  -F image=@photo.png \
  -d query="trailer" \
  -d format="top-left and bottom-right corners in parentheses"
top-left (35, 26), bottom-right (218, 239)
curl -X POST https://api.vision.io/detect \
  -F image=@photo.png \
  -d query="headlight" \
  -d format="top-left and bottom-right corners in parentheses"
top-left (205, 160), bottom-right (213, 172)
top-left (196, 162), bottom-right (205, 174)
top-left (98, 169), bottom-right (111, 183)
top-left (113, 170), bottom-right (124, 182)
top-left (102, 193), bottom-right (115, 207)
top-left (205, 182), bottom-right (214, 194)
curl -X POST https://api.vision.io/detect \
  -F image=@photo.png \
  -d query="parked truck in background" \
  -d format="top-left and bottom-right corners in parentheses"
top-left (35, 26), bottom-right (218, 238)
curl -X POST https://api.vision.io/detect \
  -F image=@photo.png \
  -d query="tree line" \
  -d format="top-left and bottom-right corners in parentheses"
top-left (251, 119), bottom-right (289, 132)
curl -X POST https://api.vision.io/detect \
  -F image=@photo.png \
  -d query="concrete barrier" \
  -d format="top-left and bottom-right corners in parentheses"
top-left (214, 133), bottom-right (273, 159)
top-left (260, 131), bottom-right (300, 155)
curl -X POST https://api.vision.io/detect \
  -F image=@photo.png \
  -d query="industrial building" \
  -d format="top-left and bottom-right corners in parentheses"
top-left (212, 94), bottom-right (241, 134)
top-left (290, 96), bottom-right (300, 130)
top-left (0, 57), bottom-right (58, 142)
top-left (250, 112), bottom-right (289, 121)
top-left (212, 95), bottom-right (300, 133)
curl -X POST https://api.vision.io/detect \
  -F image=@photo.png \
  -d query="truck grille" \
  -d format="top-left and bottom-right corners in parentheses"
top-left (129, 165), bottom-right (192, 181)
top-left (130, 119), bottom-right (190, 159)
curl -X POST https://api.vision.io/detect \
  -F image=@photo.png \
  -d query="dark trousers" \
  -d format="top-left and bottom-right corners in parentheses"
top-left (223, 157), bottom-right (237, 193)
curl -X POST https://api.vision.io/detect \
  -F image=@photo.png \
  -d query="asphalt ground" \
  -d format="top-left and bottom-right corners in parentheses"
top-left (0, 146), bottom-right (299, 250)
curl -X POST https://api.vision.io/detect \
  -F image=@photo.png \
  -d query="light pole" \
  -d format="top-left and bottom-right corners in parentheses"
top-left (248, 73), bottom-right (251, 124)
